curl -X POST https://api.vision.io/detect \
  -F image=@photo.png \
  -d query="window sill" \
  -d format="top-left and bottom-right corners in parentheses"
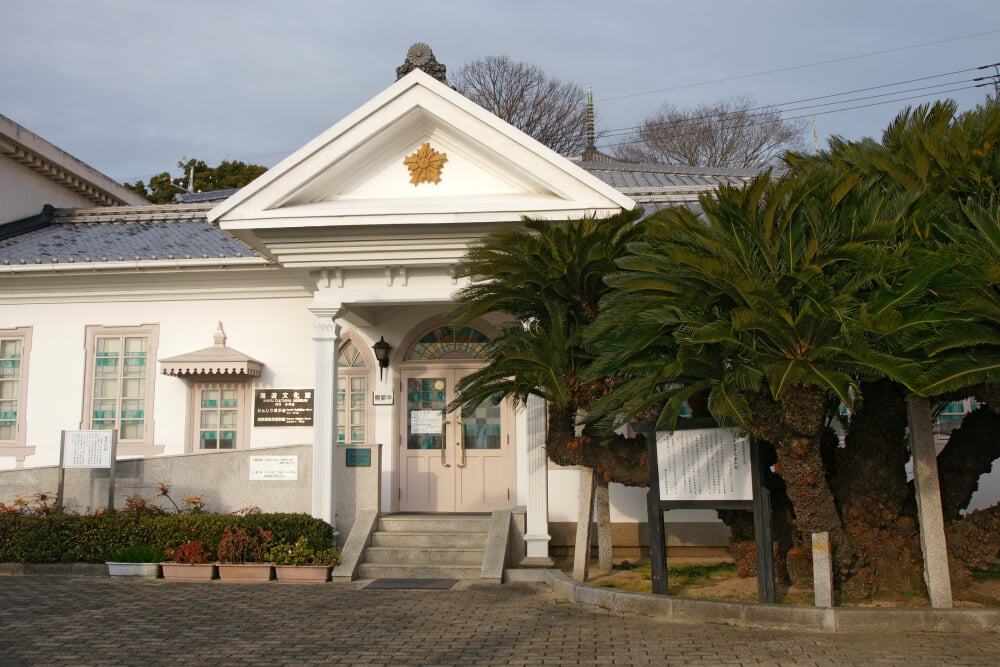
top-left (0, 445), bottom-right (36, 467)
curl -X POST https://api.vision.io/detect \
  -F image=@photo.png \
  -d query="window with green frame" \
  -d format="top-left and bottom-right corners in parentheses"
top-left (0, 337), bottom-right (24, 442)
top-left (198, 385), bottom-right (240, 449)
top-left (92, 335), bottom-right (149, 440)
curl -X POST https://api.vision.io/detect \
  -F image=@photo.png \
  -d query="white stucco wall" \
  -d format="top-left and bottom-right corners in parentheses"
top-left (0, 276), bottom-right (316, 470)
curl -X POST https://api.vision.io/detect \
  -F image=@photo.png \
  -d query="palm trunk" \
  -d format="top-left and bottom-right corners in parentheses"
top-left (773, 433), bottom-right (849, 557)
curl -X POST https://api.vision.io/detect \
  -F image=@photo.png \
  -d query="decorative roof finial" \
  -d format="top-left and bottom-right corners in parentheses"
top-left (213, 321), bottom-right (227, 347)
top-left (396, 43), bottom-right (448, 84)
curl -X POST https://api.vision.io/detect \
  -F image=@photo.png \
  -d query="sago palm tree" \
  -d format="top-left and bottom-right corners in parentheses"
top-left (447, 208), bottom-right (651, 486)
top-left (592, 170), bottom-right (935, 567)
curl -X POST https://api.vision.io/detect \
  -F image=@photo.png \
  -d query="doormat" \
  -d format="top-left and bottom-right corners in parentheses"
top-left (364, 579), bottom-right (457, 590)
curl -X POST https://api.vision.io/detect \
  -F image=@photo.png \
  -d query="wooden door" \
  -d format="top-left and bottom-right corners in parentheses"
top-left (398, 368), bottom-right (514, 512)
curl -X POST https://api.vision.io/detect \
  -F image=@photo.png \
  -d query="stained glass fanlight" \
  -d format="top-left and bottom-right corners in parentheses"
top-left (407, 326), bottom-right (489, 360)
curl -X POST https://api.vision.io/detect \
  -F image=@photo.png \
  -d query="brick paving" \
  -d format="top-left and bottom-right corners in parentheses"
top-left (0, 577), bottom-right (997, 666)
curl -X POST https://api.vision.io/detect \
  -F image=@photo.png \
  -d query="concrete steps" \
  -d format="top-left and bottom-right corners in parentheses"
top-left (357, 514), bottom-right (490, 580)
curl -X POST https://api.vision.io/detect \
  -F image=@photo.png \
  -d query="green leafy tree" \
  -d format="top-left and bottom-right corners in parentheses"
top-left (125, 159), bottom-right (267, 204)
top-left (448, 208), bottom-right (651, 486)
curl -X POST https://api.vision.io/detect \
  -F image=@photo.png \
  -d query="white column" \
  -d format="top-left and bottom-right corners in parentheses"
top-left (310, 313), bottom-right (341, 527)
top-left (523, 394), bottom-right (553, 565)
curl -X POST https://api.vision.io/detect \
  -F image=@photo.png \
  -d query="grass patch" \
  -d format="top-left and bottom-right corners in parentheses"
top-left (595, 560), bottom-right (740, 597)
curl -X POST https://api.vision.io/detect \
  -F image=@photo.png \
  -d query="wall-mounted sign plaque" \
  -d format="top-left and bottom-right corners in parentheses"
top-left (373, 391), bottom-right (394, 405)
top-left (254, 389), bottom-right (314, 427)
top-left (345, 448), bottom-right (371, 467)
top-left (249, 455), bottom-right (298, 481)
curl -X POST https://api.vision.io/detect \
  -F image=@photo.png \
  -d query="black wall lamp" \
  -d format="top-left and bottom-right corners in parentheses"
top-left (372, 336), bottom-right (392, 380)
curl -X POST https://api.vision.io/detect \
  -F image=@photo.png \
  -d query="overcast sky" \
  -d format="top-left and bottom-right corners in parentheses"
top-left (2, 1), bottom-right (998, 185)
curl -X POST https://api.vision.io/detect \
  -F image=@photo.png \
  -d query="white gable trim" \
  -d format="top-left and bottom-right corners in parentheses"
top-left (209, 70), bottom-right (633, 234)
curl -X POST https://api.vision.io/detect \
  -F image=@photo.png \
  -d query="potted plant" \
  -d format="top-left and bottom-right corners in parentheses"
top-left (162, 541), bottom-right (216, 581)
top-left (107, 544), bottom-right (165, 578)
top-left (266, 536), bottom-right (341, 582)
top-left (216, 524), bottom-right (274, 581)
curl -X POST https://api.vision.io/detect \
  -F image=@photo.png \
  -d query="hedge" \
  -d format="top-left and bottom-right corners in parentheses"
top-left (0, 513), bottom-right (332, 563)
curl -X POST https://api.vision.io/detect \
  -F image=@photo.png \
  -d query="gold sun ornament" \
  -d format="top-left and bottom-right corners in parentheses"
top-left (403, 142), bottom-right (447, 185)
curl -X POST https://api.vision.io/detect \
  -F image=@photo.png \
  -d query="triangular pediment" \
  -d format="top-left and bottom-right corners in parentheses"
top-left (209, 70), bottom-right (633, 265)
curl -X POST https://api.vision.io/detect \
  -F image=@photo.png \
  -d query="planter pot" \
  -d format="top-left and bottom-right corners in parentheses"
top-left (161, 562), bottom-right (217, 581)
top-left (274, 565), bottom-right (331, 583)
top-left (107, 562), bottom-right (161, 578)
top-left (217, 563), bottom-right (274, 582)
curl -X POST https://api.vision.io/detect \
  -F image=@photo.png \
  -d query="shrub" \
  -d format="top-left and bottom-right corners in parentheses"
top-left (0, 513), bottom-right (332, 564)
top-left (216, 524), bottom-right (274, 563)
top-left (164, 541), bottom-right (211, 564)
top-left (265, 536), bottom-right (341, 566)
top-left (110, 544), bottom-right (166, 563)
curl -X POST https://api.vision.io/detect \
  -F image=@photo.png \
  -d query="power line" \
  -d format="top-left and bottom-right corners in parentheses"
top-left (599, 67), bottom-right (979, 139)
top-left (599, 74), bottom-right (980, 142)
top-left (599, 83), bottom-right (982, 152)
top-left (597, 28), bottom-right (1000, 103)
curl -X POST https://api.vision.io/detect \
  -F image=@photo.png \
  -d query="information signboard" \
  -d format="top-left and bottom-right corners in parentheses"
top-left (63, 430), bottom-right (114, 469)
top-left (254, 389), bottom-right (314, 427)
top-left (249, 455), bottom-right (298, 481)
top-left (656, 427), bottom-right (752, 502)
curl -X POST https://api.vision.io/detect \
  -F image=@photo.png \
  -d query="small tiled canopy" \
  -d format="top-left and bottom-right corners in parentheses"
top-left (159, 322), bottom-right (262, 377)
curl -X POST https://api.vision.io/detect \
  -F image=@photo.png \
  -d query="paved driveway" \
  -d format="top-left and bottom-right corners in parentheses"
top-left (0, 577), bottom-right (996, 665)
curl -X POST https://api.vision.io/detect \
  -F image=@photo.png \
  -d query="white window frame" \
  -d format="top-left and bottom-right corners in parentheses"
top-left (186, 380), bottom-right (251, 453)
top-left (81, 324), bottom-right (162, 457)
top-left (337, 335), bottom-right (374, 446)
top-left (0, 327), bottom-right (34, 466)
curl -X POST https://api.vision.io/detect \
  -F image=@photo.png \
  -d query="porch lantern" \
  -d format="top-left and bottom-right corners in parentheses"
top-left (372, 336), bottom-right (392, 380)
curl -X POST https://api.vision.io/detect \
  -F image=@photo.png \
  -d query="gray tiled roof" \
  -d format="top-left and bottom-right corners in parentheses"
top-left (173, 188), bottom-right (241, 204)
top-left (581, 161), bottom-right (756, 191)
top-left (580, 161), bottom-right (758, 214)
top-left (0, 161), bottom-right (759, 265)
top-left (0, 204), bottom-right (255, 264)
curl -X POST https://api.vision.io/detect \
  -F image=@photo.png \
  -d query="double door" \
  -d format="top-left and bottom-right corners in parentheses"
top-left (399, 367), bottom-right (514, 512)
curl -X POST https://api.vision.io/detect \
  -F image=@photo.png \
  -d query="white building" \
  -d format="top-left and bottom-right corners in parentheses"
top-left (1, 65), bottom-right (764, 568)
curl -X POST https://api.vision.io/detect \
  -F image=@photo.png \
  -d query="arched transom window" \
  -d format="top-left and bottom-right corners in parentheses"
top-left (337, 341), bottom-right (368, 444)
top-left (407, 326), bottom-right (490, 361)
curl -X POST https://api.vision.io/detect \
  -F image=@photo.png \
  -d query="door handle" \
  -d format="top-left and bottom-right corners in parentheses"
top-left (456, 420), bottom-right (466, 468)
top-left (440, 420), bottom-right (451, 467)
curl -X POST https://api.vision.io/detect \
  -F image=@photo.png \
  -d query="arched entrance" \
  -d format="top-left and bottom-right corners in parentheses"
top-left (397, 323), bottom-right (515, 512)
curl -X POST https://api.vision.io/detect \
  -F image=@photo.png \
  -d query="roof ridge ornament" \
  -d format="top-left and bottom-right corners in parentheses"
top-left (396, 42), bottom-right (447, 84)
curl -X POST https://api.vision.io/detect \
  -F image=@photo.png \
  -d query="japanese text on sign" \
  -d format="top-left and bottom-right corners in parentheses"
top-left (410, 410), bottom-right (442, 434)
top-left (63, 430), bottom-right (114, 469)
top-left (254, 389), bottom-right (314, 427)
top-left (657, 427), bottom-right (752, 501)
top-left (249, 455), bottom-right (298, 481)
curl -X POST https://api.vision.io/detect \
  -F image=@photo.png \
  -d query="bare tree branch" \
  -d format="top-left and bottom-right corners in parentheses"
top-left (613, 95), bottom-right (808, 168)
top-left (452, 55), bottom-right (589, 156)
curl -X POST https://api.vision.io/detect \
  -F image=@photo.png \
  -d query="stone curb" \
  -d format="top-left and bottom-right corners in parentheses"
top-left (504, 569), bottom-right (1000, 634)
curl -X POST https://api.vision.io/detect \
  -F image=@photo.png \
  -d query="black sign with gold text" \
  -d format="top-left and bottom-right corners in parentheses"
top-left (254, 389), bottom-right (314, 427)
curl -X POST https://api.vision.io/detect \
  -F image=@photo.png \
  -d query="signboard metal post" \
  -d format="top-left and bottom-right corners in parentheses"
top-left (750, 438), bottom-right (776, 603)
top-left (640, 422), bottom-right (669, 594)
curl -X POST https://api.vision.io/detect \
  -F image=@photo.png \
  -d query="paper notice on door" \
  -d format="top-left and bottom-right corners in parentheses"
top-left (411, 410), bottom-right (443, 434)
